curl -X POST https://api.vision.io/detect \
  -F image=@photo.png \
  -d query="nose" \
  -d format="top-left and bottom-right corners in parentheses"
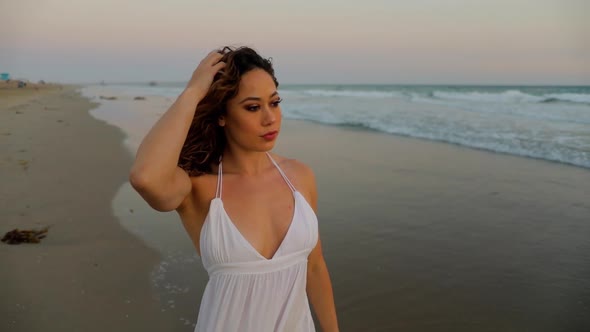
top-left (261, 106), bottom-right (276, 126)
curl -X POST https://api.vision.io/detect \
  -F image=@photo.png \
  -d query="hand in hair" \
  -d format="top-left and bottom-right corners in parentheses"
top-left (186, 49), bottom-right (227, 98)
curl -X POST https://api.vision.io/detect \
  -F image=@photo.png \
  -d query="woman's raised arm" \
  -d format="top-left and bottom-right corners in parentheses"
top-left (129, 50), bottom-right (225, 212)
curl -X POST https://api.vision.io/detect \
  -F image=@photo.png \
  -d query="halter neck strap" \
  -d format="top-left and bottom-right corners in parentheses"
top-left (214, 152), bottom-right (297, 199)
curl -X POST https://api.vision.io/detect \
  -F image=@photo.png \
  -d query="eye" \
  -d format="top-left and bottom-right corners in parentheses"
top-left (271, 98), bottom-right (283, 107)
top-left (245, 98), bottom-right (282, 112)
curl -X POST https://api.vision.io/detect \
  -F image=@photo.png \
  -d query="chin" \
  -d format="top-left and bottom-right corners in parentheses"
top-left (258, 142), bottom-right (277, 151)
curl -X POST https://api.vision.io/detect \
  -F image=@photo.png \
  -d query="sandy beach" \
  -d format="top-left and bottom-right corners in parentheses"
top-left (3, 0), bottom-right (588, 330)
top-left (0, 85), bottom-right (178, 331)
top-left (2, 84), bottom-right (590, 331)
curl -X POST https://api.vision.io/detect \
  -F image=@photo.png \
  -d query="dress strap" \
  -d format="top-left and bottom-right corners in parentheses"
top-left (265, 152), bottom-right (296, 192)
top-left (215, 155), bottom-right (223, 198)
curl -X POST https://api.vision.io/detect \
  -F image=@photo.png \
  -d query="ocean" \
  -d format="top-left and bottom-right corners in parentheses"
top-left (79, 83), bottom-right (590, 331)
top-left (84, 83), bottom-right (590, 169)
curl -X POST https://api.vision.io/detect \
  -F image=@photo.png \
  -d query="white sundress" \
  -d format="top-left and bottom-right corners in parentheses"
top-left (195, 152), bottom-right (319, 331)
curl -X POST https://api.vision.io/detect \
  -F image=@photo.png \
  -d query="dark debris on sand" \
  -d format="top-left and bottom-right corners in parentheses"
top-left (1, 226), bottom-right (50, 244)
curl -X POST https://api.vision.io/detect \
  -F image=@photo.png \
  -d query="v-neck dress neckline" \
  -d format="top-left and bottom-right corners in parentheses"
top-left (214, 191), bottom-right (298, 261)
top-left (195, 152), bottom-right (319, 331)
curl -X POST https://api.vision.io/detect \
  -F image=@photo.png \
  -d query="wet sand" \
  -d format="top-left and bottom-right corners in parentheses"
top-left (0, 86), bottom-right (179, 331)
top-left (99, 111), bottom-right (590, 331)
top-left (3, 85), bottom-right (590, 331)
top-left (276, 120), bottom-right (590, 331)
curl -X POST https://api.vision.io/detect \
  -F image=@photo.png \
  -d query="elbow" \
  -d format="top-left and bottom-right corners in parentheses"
top-left (128, 171), bottom-right (174, 212)
top-left (129, 163), bottom-right (158, 191)
top-left (148, 202), bottom-right (176, 213)
top-left (129, 168), bottom-right (149, 191)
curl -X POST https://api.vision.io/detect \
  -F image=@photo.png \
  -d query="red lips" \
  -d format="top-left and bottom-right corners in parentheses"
top-left (261, 130), bottom-right (278, 141)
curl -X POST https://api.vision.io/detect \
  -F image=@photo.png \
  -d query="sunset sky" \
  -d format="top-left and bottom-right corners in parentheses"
top-left (1, 0), bottom-right (588, 84)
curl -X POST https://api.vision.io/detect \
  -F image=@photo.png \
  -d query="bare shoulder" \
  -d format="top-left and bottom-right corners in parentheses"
top-left (271, 153), bottom-right (314, 178)
top-left (269, 153), bottom-right (317, 202)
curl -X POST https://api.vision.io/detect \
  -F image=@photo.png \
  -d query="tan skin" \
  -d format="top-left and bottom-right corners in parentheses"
top-left (130, 51), bottom-right (339, 331)
top-left (176, 69), bottom-right (297, 259)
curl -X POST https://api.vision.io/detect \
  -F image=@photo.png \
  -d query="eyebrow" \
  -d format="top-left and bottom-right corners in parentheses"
top-left (238, 91), bottom-right (279, 104)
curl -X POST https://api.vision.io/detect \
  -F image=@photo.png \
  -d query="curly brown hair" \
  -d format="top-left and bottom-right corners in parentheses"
top-left (177, 46), bottom-right (279, 177)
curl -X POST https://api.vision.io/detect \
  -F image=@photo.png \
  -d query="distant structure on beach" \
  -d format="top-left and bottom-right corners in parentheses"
top-left (1, 72), bottom-right (10, 81)
top-left (148, 81), bottom-right (157, 86)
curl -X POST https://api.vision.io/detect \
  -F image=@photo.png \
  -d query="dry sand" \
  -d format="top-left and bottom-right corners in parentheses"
top-left (0, 85), bottom-right (178, 331)
top-left (0, 80), bottom-right (63, 109)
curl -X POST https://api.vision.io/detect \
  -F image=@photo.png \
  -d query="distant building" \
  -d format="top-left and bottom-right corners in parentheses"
top-left (1, 73), bottom-right (10, 81)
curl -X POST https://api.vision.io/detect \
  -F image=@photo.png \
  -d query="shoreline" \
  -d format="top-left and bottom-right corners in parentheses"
top-left (85, 87), bottom-right (590, 331)
top-left (5, 84), bottom-right (588, 331)
top-left (293, 119), bottom-right (590, 171)
top-left (0, 86), bottom-right (179, 331)
top-left (81, 83), bottom-right (590, 171)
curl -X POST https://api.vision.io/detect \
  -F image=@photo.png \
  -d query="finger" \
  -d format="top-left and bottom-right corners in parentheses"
top-left (202, 50), bottom-right (218, 61)
top-left (207, 49), bottom-right (220, 56)
top-left (205, 52), bottom-right (224, 65)
top-left (201, 50), bottom-right (222, 63)
top-left (209, 49), bottom-right (223, 57)
top-left (213, 61), bottom-right (226, 71)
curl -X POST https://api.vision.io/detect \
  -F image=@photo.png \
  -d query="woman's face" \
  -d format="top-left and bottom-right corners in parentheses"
top-left (220, 68), bottom-right (282, 152)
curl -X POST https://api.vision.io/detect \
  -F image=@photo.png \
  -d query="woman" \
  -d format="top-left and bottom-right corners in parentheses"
top-left (129, 46), bottom-right (339, 332)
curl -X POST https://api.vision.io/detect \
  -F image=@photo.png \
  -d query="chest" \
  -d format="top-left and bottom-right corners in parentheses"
top-left (180, 173), bottom-right (298, 258)
top-left (218, 177), bottom-right (297, 257)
